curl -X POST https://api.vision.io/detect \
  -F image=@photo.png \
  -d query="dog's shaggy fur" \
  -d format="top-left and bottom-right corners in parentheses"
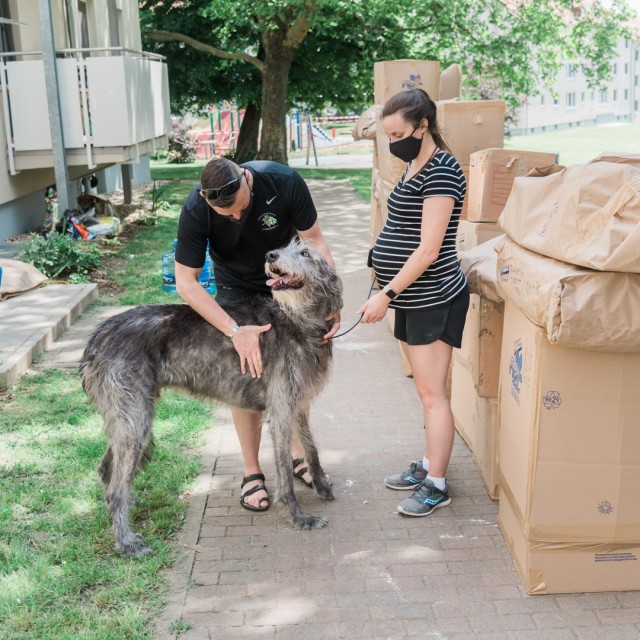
top-left (80, 239), bottom-right (343, 556)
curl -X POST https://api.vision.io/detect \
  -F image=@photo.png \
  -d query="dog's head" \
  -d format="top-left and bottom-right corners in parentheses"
top-left (265, 238), bottom-right (343, 319)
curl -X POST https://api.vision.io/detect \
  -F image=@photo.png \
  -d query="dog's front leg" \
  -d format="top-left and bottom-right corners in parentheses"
top-left (266, 408), bottom-right (328, 530)
top-left (295, 407), bottom-right (334, 501)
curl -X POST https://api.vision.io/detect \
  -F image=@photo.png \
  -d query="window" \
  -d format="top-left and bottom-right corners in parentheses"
top-left (600, 90), bottom-right (608, 103)
top-left (625, 89), bottom-right (629, 100)
top-left (581, 92), bottom-right (585, 102)
top-left (613, 90), bottom-right (618, 101)
top-left (566, 64), bottom-right (577, 78)
top-left (613, 63), bottom-right (618, 74)
top-left (566, 93), bottom-right (576, 108)
top-left (540, 95), bottom-right (545, 106)
top-left (635, 100), bottom-right (639, 112)
top-left (591, 91), bottom-right (595, 101)
top-left (553, 97), bottom-right (559, 107)
top-left (625, 63), bottom-right (629, 74)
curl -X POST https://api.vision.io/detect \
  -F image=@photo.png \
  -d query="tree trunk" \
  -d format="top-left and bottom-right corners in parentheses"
top-left (234, 102), bottom-right (261, 164)
top-left (256, 30), bottom-right (296, 164)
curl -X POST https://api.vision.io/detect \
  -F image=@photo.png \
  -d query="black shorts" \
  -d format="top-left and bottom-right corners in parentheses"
top-left (393, 285), bottom-right (469, 348)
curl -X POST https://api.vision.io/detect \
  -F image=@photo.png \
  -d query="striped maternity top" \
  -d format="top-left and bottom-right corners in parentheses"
top-left (371, 150), bottom-right (467, 309)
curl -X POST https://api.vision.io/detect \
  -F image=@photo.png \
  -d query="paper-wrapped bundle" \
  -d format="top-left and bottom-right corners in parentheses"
top-left (496, 235), bottom-right (640, 351)
top-left (499, 154), bottom-right (640, 272)
top-left (458, 235), bottom-right (504, 303)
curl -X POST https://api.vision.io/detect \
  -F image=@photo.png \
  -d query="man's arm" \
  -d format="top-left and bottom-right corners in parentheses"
top-left (175, 262), bottom-right (270, 378)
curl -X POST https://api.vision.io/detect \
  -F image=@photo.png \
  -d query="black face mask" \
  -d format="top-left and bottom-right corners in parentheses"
top-left (389, 127), bottom-right (423, 162)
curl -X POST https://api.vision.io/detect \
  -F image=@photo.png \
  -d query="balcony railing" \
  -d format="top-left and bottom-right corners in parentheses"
top-left (0, 47), bottom-right (171, 174)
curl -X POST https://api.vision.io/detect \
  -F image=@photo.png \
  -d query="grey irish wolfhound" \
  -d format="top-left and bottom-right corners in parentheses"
top-left (80, 239), bottom-right (343, 556)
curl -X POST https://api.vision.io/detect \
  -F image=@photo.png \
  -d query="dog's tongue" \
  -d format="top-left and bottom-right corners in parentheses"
top-left (266, 276), bottom-right (292, 287)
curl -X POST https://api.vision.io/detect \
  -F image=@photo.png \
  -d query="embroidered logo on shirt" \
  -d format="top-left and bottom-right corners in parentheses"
top-left (259, 212), bottom-right (279, 230)
top-left (266, 196), bottom-right (277, 205)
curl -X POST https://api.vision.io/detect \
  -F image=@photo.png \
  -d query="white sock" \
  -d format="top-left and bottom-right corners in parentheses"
top-left (427, 474), bottom-right (447, 491)
top-left (422, 456), bottom-right (430, 472)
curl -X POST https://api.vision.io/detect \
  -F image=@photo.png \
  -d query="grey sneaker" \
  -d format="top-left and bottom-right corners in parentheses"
top-left (397, 479), bottom-right (451, 516)
top-left (384, 461), bottom-right (428, 490)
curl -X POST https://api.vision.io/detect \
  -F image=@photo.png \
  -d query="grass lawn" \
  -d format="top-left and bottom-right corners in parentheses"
top-left (505, 122), bottom-right (640, 166)
top-left (0, 370), bottom-right (213, 639)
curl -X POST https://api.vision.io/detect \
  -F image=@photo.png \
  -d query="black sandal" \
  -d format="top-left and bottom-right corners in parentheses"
top-left (292, 457), bottom-right (314, 488)
top-left (240, 473), bottom-right (270, 512)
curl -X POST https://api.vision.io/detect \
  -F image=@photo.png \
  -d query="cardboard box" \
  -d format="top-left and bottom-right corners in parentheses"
top-left (374, 59), bottom-right (440, 105)
top-left (437, 100), bottom-right (506, 164)
top-left (451, 354), bottom-right (499, 500)
top-left (375, 121), bottom-right (407, 183)
top-left (458, 294), bottom-right (504, 398)
top-left (498, 301), bottom-right (640, 544)
top-left (456, 219), bottom-right (503, 253)
top-left (499, 487), bottom-right (640, 595)
top-left (467, 149), bottom-right (557, 222)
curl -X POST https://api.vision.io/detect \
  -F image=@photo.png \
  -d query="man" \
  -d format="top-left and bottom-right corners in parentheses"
top-left (175, 158), bottom-right (339, 511)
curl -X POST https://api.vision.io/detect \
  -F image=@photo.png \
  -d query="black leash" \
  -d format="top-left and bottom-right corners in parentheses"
top-left (330, 279), bottom-right (377, 339)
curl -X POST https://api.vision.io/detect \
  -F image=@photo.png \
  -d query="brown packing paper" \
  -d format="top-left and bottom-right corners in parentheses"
top-left (498, 156), bottom-right (640, 272)
top-left (498, 300), bottom-right (640, 545)
top-left (352, 104), bottom-right (381, 141)
top-left (496, 235), bottom-right (640, 351)
top-left (0, 259), bottom-right (48, 301)
top-left (438, 64), bottom-right (461, 101)
top-left (458, 235), bottom-right (505, 303)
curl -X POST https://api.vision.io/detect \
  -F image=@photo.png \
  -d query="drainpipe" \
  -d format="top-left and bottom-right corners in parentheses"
top-left (38, 0), bottom-right (71, 216)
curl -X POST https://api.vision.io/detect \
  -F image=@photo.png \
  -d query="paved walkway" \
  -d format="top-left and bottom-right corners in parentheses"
top-left (26, 180), bottom-right (640, 640)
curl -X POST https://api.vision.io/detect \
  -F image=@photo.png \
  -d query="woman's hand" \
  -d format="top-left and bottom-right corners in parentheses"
top-left (357, 292), bottom-right (390, 324)
top-left (231, 324), bottom-right (272, 378)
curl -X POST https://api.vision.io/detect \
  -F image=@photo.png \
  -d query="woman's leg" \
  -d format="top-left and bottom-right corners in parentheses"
top-left (406, 339), bottom-right (454, 479)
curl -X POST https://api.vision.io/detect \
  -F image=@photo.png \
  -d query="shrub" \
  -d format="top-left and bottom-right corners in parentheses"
top-left (167, 115), bottom-right (199, 164)
top-left (18, 232), bottom-right (101, 279)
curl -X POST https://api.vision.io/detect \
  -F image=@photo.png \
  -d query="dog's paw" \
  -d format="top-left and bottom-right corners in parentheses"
top-left (293, 514), bottom-right (328, 530)
top-left (314, 482), bottom-right (335, 501)
top-left (116, 534), bottom-right (151, 557)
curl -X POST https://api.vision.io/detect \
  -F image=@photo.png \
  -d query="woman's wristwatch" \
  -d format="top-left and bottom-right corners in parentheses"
top-left (382, 285), bottom-right (398, 300)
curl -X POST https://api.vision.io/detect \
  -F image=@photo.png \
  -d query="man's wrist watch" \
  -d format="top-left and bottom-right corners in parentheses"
top-left (383, 285), bottom-right (398, 300)
top-left (227, 324), bottom-right (241, 339)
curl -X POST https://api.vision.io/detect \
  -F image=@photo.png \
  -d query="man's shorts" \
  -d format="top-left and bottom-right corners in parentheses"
top-left (393, 285), bottom-right (469, 348)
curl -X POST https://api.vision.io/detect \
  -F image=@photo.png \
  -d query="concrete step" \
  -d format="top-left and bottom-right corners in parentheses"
top-left (0, 283), bottom-right (98, 388)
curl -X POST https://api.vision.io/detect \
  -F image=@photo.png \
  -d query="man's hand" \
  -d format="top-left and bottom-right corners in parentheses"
top-left (231, 324), bottom-right (272, 378)
top-left (357, 292), bottom-right (390, 324)
top-left (322, 311), bottom-right (341, 343)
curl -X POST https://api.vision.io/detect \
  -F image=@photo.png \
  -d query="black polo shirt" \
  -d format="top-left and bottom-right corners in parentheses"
top-left (175, 161), bottom-right (317, 294)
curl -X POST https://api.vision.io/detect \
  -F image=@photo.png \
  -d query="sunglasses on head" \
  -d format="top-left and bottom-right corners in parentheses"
top-left (201, 172), bottom-right (244, 201)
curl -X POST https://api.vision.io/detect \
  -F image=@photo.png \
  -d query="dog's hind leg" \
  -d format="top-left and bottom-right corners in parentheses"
top-left (98, 393), bottom-right (155, 556)
top-left (294, 407), bottom-right (334, 501)
top-left (266, 405), bottom-right (328, 530)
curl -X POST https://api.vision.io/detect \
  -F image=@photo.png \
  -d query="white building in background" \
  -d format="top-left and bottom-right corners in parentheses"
top-left (0, 0), bottom-right (171, 245)
top-left (511, 38), bottom-right (640, 134)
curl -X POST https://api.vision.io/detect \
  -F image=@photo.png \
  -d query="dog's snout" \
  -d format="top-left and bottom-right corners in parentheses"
top-left (266, 251), bottom-right (279, 263)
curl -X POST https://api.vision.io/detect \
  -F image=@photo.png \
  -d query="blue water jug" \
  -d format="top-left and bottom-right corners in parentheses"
top-left (162, 240), bottom-right (216, 295)
top-left (162, 240), bottom-right (177, 293)
top-left (200, 242), bottom-right (217, 295)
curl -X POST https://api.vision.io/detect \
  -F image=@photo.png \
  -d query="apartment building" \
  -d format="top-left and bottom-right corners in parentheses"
top-left (0, 0), bottom-right (170, 244)
top-left (511, 38), bottom-right (640, 134)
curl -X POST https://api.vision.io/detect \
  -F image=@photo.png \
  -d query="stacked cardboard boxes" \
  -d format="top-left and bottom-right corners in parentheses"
top-left (494, 153), bottom-right (640, 594)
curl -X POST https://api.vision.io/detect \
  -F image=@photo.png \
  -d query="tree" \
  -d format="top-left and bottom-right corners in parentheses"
top-left (140, 0), bottom-right (636, 164)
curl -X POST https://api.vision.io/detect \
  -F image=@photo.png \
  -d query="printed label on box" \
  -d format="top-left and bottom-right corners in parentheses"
top-left (509, 341), bottom-right (523, 405)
